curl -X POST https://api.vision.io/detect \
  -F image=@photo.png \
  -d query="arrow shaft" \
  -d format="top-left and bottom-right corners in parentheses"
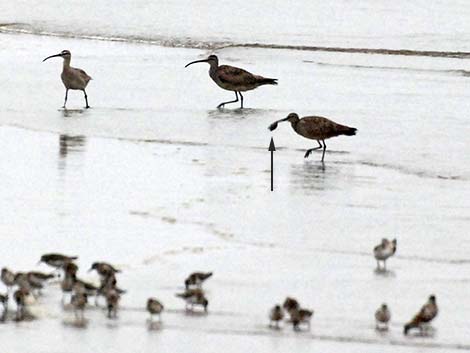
top-left (271, 151), bottom-right (274, 191)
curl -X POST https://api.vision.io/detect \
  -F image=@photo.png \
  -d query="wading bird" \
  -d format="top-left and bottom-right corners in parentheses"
top-left (404, 295), bottom-right (438, 335)
top-left (147, 298), bottom-right (164, 323)
top-left (373, 239), bottom-right (397, 271)
top-left (184, 272), bottom-right (212, 289)
top-left (375, 303), bottom-right (391, 330)
top-left (269, 113), bottom-right (357, 162)
top-left (269, 304), bottom-right (284, 328)
top-left (43, 50), bottom-right (92, 109)
top-left (185, 55), bottom-right (277, 109)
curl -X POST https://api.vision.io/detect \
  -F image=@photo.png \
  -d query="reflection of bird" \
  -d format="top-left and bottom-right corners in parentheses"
top-left (176, 289), bottom-right (209, 312)
top-left (185, 55), bottom-right (277, 109)
top-left (269, 304), bottom-right (284, 328)
top-left (43, 50), bottom-right (92, 109)
top-left (269, 113), bottom-right (357, 162)
top-left (404, 295), bottom-right (438, 335)
top-left (59, 135), bottom-right (86, 158)
top-left (375, 303), bottom-right (391, 330)
top-left (147, 298), bottom-right (164, 322)
top-left (184, 272), bottom-right (212, 289)
top-left (373, 239), bottom-right (397, 271)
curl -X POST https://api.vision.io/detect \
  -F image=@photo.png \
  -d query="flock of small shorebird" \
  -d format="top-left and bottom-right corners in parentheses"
top-left (0, 238), bottom-right (437, 335)
top-left (2, 51), bottom-right (436, 336)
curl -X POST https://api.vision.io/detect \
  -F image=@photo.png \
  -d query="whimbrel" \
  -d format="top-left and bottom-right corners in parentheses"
top-left (404, 295), bottom-right (438, 335)
top-left (147, 298), bottom-right (164, 322)
top-left (185, 55), bottom-right (277, 108)
top-left (175, 288), bottom-right (208, 312)
top-left (184, 272), bottom-right (212, 289)
top-left (373, 239), bottom-right (397, 271)
top-left (375, 303), bottom-right (391, 330)
top-left (43, 50), bottom-right (92, 109)
top-left (269, 304), bottom-right (284, 328)
top-left (269, 113), bottom-right (357, 162)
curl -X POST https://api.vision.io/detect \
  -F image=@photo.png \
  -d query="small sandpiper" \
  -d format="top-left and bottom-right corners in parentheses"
top-left (375, 303), bottom-right (391, 330)
top-left (13, 287), bottom-right (29, 321)
top-left (176, 288), bottom-right (209, 312)
top-left (290, 308), bottom-right (314, 331)
top-left (282, 297), bottom-right (300, 314)
top-left (38, 253), bottom-right (78, 272)
top-left (1, 267), bottom-right (16, 293)
top-left (0, 293), bottom-right (8, 320)
top-left (89, 262), bottom-right (121, 279)
top-left (269, 304), bottom-right (284, 328)
top-left (373, 238), bottom-right (397, 271)
top-left (184, 272), bottom-right (213, 289)
top-left (404, 295), bottom-right (438, 335)
top-left (71, 291), bottom-right (87, 323)
top-left (27, 271), bottom-right (55, 287)
top-left (96, 273), bottom-right (126, 306)
top-left (147, 298), bottom-right (164, 322)
top-left (106, 289), bottom-right (120, 318)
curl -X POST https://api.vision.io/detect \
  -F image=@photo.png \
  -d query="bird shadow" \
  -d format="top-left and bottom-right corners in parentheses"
top-left (62, 318), bottom-right (89, 328)
top-left (184, 309), bottom-right (208, 317)
top-left (59, 108), bottom-right (86, 118)
top-left (147, 320), bottom-right (163, 331)
top-left (207, 107), bottom-right (274, 120)
top-left (373, 268), bottom-right (396, 277)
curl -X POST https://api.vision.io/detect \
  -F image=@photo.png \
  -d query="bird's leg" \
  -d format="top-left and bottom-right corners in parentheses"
top-left (321, 139), bottom-right (327, 162)
top-left (304, 140), bottom-right (323, 158)
top-left (239, 92), bottom-right (244, 109)
top-left (217, 91), bottom-right (238, 109)
top-left (383, 260), bottom-right (387, 271)
top-left (83, 89), bottom-right (90, 109)
top-left (63, 89), bottom-right (69, 109)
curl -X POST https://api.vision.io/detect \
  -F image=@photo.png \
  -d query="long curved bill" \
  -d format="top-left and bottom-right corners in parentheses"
top-left (268, 117), bottom-right (290, 131)
top-left (185, 59), bottom-right (209, 68)
top-left (42, 53), bottom-right (62, 62)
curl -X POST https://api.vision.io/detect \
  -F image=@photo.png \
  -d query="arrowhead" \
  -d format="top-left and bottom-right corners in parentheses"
top-left (268, 137), bottom-right (276, 152)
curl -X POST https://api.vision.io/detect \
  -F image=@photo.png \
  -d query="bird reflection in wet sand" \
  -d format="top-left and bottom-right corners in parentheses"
top-left (59, 135), bottom-right (86, 159)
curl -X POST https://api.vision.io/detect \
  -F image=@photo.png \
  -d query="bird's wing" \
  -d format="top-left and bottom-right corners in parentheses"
top-left (217, 65), bottom-right (257, 85)
top-left (75, 68), bottom-right (92, 82)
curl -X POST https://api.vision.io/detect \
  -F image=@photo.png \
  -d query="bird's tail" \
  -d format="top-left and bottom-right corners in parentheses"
top-left (403, 317), bottom-right (419, 335)
top-left (339, 125), bottom-right (357, 136)
top-left (258, 77), bottom-right (278, 85)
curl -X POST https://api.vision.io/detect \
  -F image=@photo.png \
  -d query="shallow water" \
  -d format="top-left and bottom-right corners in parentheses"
top-left (1, 2), bottom-right (470, 352)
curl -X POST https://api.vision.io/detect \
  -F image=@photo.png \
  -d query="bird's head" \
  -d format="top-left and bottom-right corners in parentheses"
top-left (268, 113), bottom-right (299, 131)
top-left (43, 50), bottom-right (71, 62)
top-left (429, 295), bottom-right (436, 303)
top-left (381, 303), bottom-right (388, 310)
top-left (88, 262), bottom-right (99, 272)
top-left (185, 54), bottom-right (218, 68)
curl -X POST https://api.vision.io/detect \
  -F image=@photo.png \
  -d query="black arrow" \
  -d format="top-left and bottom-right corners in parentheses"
top-left (268, 137), bottom-right (276, 191)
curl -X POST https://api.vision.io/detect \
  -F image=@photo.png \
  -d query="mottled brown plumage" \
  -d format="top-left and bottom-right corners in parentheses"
top-left (269, 304), bottom-right (284, 328)
top-left (185, 55), bottom-right (277, 108)
top-left (269, 112), bottom-right (357, 162)
top-left (375, 303), bottom-right (391, 330)
top-left (404, 295), bottom-right (438, 335)
top-left (147, 298), bottom-right (164, 322)
top-left (43, 50), bottom-right (92, 109)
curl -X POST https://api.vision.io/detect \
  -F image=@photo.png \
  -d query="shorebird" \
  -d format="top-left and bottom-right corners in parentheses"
top-left (282, 297), bottom-right (300, 314)
top-left (106, 289), bottom-right (120, 318)
top-left (184, 272), bottom-right (213, 289)
top-left (147, 298), bottom-right (164, 322)
top-left (89, 262), bottom-right (121, 278)
top-left (269, 304), bottom-right (284, 328)
top-left (373, 239), bottom-right (397, 271)
top-left (0, 293), bottom-right (8, 320)
top-left (96, 273), bottom-right (125, 306)
top-left (71, 291), bottom-right (87, 323)
top-left (404, 295), bottom-right (438, 335)
top-left (1, 268), bottom-right (16, 293)
top-left (269, 113), bottom-right (357, 162)
top-left (13, 288), bottom-right (29, 321)
top-left (175, 288), bottom-right (209, 312)
top-left (290, 308), bottom-right (314, 331)
top-left (43, 50), bottom-right (92, 109)
top-left (375, 303), bottom-right (391, 330)
top-left (38, 253), bottom-right (78, 271)
top-left (185, 55), bottom-right (277, 109)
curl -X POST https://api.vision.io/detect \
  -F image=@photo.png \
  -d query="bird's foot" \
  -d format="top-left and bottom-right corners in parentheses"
top-left (304, 150), bottom-right (311, 158)
top-left (217, 103), bottom-right (225, 109)
top-left (85, 105), bottom-right (90, 109)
